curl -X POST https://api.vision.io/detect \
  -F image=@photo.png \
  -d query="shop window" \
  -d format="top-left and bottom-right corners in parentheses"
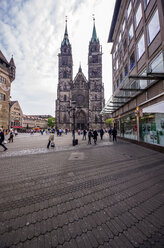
top-left (124, 64), bottom-right (128, 77)
top-left (128, 24), bottom-right (133, 41)
top-left (127, 1), bottom-right (132, 19)
top-left (147, 9), bottom-right (160, 45)
top-left (0, 93), bottom-right (5, 101)
top-left (130, 52), bottom-right (135, 70)
top-left (144, 0), bottom-right (150, 9)
top-left (0, 75), bottom-right (6, 84)
top-left (136, 33), bottom-right (145, 61)
top-left (135, 3), bottom-right (142, 29)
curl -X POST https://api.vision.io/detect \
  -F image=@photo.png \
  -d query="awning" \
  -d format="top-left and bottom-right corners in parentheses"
top-left (11, 126), bottom-right (23, 129)
top-left (142, 101), bottom-right (164, 113)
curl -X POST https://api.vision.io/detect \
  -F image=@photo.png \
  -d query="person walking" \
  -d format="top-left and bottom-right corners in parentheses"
top-left (88, 130), bottom-right (92, 144)
top-left (47, 133), bottom-right (55, 149)
top-left (83, 129), bottom-right (87, 140)
top-left (112, 127), bottom-right (117, 142)
top-left (108, 128), bottom-right (112, 141)
top-left (0, 129), bottom-right (7, 151)
top-left (100, 128), bottom-right (104, 140)
top-left (8, 130), bottom-right (14, 143)
top-left (93, 129), bottom-right (98, 145)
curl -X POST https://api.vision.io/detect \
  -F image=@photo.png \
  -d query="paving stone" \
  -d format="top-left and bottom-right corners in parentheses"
top-left (87, 230), bottom-right (99, 248)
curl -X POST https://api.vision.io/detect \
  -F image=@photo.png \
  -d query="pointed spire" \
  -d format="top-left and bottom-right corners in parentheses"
top-left (78, 62), bottom-right (82, 72)
top-left (91, 15), bottom-right (99, 43)
top-left (61, 16), bottom-right (70, 47)
top-left (9, 55), bottom-right (16, 68)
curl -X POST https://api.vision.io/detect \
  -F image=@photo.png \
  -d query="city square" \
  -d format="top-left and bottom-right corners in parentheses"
top-left (0, 0), bottom-right (164, 247)
top-left (0, 133), bottom-right (164, 247)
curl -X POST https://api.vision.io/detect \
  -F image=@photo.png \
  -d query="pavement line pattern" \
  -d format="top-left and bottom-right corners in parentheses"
top-left (0, 141), bottom-right (164, 247)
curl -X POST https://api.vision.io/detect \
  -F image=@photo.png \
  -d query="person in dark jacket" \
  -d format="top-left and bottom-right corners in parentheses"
top-left (88, 130), bottom-right (92, 144)
top-left (93, 130), bottom-right (98, 145)
top-left (0, 129), bottom-right (7, 151)
top-left (100, 129), bottom-right (104, 140)
top-left (112, 127), bottom-right (117, 142)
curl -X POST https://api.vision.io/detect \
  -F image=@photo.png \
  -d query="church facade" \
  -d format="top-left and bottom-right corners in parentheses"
top-left (55, 20), bottom-right (105, 130)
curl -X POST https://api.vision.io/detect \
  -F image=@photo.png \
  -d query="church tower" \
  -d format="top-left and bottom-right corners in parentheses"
top-left (88, 18), bottom-right (104, 129)
top-left (56, 19), bottom-right (73, 129)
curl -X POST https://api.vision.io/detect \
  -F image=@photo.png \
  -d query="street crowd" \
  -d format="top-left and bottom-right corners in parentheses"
top-left (0, 127), bottom-right (117, 152)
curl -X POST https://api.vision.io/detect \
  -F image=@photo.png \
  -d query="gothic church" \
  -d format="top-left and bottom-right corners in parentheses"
top-left (55, 19), bottom-right (104, 130)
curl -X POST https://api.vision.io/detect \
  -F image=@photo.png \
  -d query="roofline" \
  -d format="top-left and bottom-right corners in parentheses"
top-left (108, 0), bottom-right (122, 43)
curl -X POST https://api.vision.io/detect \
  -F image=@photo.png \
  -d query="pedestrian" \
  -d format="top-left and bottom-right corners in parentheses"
top-left (93, 129), bottom-right (98, 145)
top-left (88, 130), bottom-right (92, 144)
top-left (47, 133), bottom-right (55, 149)
top-left (100, 128), bottom-right (104, 140)
top-left (8, 130), bottom-right (14, 143)
top-left (108, 128), bottom-right (112, 141)
top-left (112, 127), bottom-right (117, 142)
top-left (83, 129), bottom-right (87, 140)
top-left (0, 128), bottom-right (8, 151)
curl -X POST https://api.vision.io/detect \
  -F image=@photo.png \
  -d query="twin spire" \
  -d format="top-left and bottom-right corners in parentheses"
top-left (61, 16), bottom-right (99, 47)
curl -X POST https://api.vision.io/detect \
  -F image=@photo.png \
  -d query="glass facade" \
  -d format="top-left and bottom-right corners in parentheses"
top-left (140, 113), bottom-right (164, 146)
top-left (120, 113), bottom-right (137, 140)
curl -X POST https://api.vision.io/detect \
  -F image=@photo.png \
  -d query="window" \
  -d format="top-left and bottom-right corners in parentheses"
top-left (144, 0), bottom-right (150, 9)
top-left (64, 83), bottom-right (67, 90)
top-left (118, 33), bottom-right (122, 43)
top-left (149, 52), bottom-right (164, 73)
top-left (116, 59), bottom-right (118, 71)
top-left (63, 71), bottom-right (67, 78)
top-left (115, 44), bottom-right (118, 53)
top-left (147, 9), bottom-right (160, 45)
top-left (116, 79), bottom-right (119, 88)
top-left (64, 95), bottom-right (67, 101)
top-left (128, 24), bottom-right (133, 41)
top-left (0, 93), bottom-right (5, 101)
top-left (123, 39), bottom-right (127, 51)
top-left (95, 115), bottom-right (98, 123)
top-left (122, 20), bottom-right (125, 32)
top-left (127, 1), bottom-right (132, 19)
top-left (0, 75), bottom-right (6, 84)
top-left (136, 33), bottom-right (145, 60)
top-left (120, 73), bottom-right (123, 84)
top-left (135, 3), bottom-right (142, 28)
top-left (95, 94), bottom-right (97, 100)
top-left (124, 64), bottom-right (128, 76)
top-left (130, 52), bottom-right (135, 70)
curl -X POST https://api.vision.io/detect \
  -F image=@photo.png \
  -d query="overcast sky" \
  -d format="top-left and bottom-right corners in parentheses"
top-left (0, 0), bottom-right (115, 116)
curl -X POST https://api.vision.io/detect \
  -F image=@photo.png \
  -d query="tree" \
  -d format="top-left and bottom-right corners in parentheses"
top-left (105, 118), bottom-right (114, 127)
top-left (48, 117), bottom-right (55, 128)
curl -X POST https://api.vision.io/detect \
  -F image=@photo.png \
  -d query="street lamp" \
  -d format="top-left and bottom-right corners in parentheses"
top-left (68, 101), bottom-right (78, 146)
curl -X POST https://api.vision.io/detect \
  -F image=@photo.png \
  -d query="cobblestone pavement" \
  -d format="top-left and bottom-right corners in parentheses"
top-left (0, 134), bottom-right (164, 247)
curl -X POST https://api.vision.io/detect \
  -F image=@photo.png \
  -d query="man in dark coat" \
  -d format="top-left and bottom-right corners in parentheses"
top-left (112, 127), bottom-right (117, 142)
top-left (100, 128), bottom-right (104, 140)
top-left (93, 130), bottom-right (98, 145)
top-left (0, 129), bottom-right (7, 151)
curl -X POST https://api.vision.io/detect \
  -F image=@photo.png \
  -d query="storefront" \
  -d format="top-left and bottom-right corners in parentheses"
top-left (140, 102), bottom-right (164, 146)
top-left (120, 113), bottom-right (138, 141)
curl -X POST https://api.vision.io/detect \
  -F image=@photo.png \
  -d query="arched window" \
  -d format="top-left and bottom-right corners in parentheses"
top-left (64, 83), bottom-right (67, 90)
top-left (63, 114), bottom-right (67, 123)
top-left (63, 71), bottom-right (67, 78)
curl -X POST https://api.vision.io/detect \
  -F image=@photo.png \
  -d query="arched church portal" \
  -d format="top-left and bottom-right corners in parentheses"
top-left (75, 110), bottom-right (87, 130)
